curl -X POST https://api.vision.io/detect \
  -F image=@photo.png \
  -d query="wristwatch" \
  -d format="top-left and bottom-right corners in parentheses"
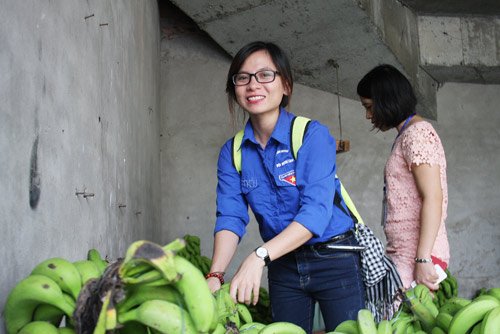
top-left (254, 246), bottom-right (271, 266)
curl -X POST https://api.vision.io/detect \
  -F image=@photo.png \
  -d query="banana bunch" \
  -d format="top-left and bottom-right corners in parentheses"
top-left (3, 248), bottom-right (108, 334)
top-left (403, 284), bottom-right (440, 332)
top-left (213, 283), bottom-right (254, 329)
top-left (330, 308), bottom-right (396, 334)
top-left (433, 269), bottom-right (459, 308)
top-left (116, 239), bottom-right (219, 334)
top-left (176, 234), bottom-right (213, 275)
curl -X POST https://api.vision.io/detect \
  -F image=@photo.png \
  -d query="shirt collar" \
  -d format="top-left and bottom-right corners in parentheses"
top-left (242, 107), bottom-right (292, 147)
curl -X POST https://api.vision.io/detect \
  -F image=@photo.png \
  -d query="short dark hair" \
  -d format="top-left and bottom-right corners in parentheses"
top-left (226, 41), bottom-right (293, 121)
top-left (357, 64), bottom-right (417, 130)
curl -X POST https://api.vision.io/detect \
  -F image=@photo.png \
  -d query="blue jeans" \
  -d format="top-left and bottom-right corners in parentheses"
top-left (267, 233), bottom-right (365, 333)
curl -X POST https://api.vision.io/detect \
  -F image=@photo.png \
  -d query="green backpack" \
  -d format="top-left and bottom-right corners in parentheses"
top-left (231, 116), bottom-right (364, 225)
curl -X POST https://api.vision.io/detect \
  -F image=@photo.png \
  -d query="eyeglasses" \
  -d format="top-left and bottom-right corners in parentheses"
top-left (232, 70), bottom-right (280, 86)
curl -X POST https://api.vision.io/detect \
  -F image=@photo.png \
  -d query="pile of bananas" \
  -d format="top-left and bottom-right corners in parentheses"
top-left (392, 284), bottom-right (500, 334)
top-left (4, 237), bottom-right (307, 333)
top-left (331, 284), bottom-right (500, 334)
top-left (3, 249), bottom-right (108, 334)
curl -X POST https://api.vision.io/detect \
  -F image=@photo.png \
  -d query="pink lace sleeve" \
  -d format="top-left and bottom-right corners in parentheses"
top-left (401, 122), bottom-right (444, 170)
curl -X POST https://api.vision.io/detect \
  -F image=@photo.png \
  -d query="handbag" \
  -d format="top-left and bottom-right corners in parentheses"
top-left (354, 222), bottom-right (403, 321)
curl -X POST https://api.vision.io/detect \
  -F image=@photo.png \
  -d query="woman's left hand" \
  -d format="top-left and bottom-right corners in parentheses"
top-left (414, 262), bottom-right (439, 291)
top-left (229, 252), bottom-right (265, 305)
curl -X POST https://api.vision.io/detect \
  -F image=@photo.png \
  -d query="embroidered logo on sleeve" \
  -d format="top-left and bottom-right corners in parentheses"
top-left (279, 170), bottom-right (296, 186)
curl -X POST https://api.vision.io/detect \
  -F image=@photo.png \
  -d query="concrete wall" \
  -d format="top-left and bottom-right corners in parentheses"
top-left (0, 1), bottom-right (161, 331)
top-left (160, 15), bottom-right (500, 298)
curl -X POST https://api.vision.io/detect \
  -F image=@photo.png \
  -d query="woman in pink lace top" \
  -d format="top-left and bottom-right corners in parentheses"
top-left (357, 64), bottom-right (450, 291)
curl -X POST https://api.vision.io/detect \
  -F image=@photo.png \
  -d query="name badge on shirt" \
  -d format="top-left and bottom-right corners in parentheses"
top-left (279, 170), bottom-right (296, 186)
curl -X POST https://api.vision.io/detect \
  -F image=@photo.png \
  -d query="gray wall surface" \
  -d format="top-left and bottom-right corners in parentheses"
top-left (0, 1), bottom-right (161, 331)
top-left (160, 17), bottom-right (500, 298)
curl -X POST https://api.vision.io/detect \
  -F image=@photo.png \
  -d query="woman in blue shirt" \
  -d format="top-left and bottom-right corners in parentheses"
top-left (206, 41), bottom-right (365, 333)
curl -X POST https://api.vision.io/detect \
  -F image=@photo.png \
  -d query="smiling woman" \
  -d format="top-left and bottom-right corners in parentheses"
top-left (205, 41), bottom-right (366, 334)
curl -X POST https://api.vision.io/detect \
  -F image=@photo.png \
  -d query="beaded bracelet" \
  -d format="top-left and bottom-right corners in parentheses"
top-left (415, 257), bottom-right (432, 263)
top-left (205, 272), bottom-right (225, 285)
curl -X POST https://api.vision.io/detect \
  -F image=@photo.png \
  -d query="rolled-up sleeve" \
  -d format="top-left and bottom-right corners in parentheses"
top-left (214, 140), bottom-right (249, 239)
top-left (293, 123), bottom-right (337, 237)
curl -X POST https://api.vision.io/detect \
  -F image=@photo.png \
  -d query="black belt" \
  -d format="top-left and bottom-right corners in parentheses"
top-left (297, 230), bottom-right (360, 252)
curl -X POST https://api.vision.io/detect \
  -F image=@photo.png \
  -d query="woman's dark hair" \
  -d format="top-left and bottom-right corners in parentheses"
top-left (226, 41), bottom-right (293, 121)
top-left (357, 64), bottom-right (417, 130)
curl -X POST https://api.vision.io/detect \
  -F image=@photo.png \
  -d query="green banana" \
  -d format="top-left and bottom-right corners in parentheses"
top-left (447, 274), bottom-right (458, 297)
top-left (435, 311), bottom-right (453, 331)
top-left (4, 274), bottom-right (75, 334)
top-left (118, 240), bottom-right (177, 281)
top-left (431, 327), bottom-right (446, 334)
top-left (258, 321), bottom-right (306, 334)
top-left (357, 309), bottom-right (377, 334)
top-left (237, 303), bottom-right (253, 324)
top-left (392, 317), bottom-right (414, 334)
top-left (32, 302), bottom-right (65, 326)
top-left (480, 305), bottom-right (500, 334)
top-left (31, 257), bottom-right (82, 300)
top-left (118, 299), bottom-right (198, 334)
top-left (414, 284), bottom-right (433, 306)
top-left (440, 279), bottom-right (453, 299)
top-left (376, 320), bottom-right (392, 334)
top-left (163, 237), bottom-right (188, 252)
top-left (211, 323), bottom-right (226, 334)
top-left (435, 290), bottom-right (446, 308)
top-left (87, 248), bottom-right (108, 274)
top-left (119, 240), bottom-right (178, 282)
top-left (123, 238), bottom-right (188, 278)
top-left (173, 255), bottom-right (218, 333)
top-left (222, 285), bottom-right (240, 327)
top-left (405, 288), bottom-right (436, 332)
top-left (18, 321), bottom-right (59, 334)
top-left (73, 259), bottom-right (101, 285)
top-left (239, 322), bottom-right (265, 333)
top-left (214, 286), bottom-right (229, 325)
top-left (470, 322), bottom-right (482, 334)
top-left (448, 298), bottom-right (500, 334)
top-left (486, 287), bottom-right (500, 301)
top-left (474, 294), bottom-right (500, 303)
top-left (439, 297), bottom-right (471, 316)
top-left (117, 284), bottom-right (185, 313)
top-left (121, 267), bottom-right (164, 285)
top-left (334, 319), bottom-right (359, 334)
top-left (412, 284), bottom-right (439, 317)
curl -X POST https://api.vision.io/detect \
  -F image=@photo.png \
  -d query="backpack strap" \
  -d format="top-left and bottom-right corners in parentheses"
top-left (290, 116), bottom-right (311, 159)
top-left (232, 129), bottom-right (244, 174)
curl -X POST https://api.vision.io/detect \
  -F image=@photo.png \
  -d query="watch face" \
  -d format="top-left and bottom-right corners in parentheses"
top-left (256, 247), bottom-right (268, 258)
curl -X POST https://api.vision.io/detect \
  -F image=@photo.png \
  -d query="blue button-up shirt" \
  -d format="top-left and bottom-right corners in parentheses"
top-left (215, 108), bottom-right (354, 244)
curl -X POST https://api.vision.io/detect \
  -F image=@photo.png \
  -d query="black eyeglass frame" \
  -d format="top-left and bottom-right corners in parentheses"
top-left (232, 70), bottom-right (280, 86)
